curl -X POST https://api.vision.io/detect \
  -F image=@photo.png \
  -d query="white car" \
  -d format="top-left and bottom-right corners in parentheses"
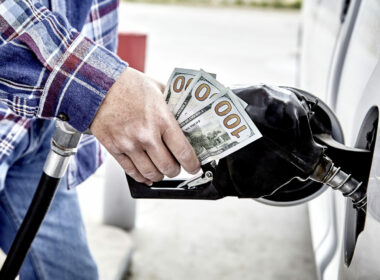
top-left (299, 0), bottom-right (380, 279)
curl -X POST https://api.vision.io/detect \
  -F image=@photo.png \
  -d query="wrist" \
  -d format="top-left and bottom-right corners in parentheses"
top-left (38, 35), bottom-right (128, 132)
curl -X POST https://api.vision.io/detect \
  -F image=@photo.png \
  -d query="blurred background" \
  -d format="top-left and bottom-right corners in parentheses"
top-left (77, 1), bottom-right (318, 279)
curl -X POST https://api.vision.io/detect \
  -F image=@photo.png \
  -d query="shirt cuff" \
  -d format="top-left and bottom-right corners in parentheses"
top-left (38, 33), bottom-right (128, 132)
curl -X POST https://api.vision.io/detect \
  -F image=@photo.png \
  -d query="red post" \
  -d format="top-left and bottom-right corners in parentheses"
top-left (117, 32), bottom-right (147, 73)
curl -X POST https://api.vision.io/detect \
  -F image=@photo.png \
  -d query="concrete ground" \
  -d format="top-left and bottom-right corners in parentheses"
top-left (117, 3), bottom-right (318, 280)
top-left (129, 200), bottom-right (316, 280)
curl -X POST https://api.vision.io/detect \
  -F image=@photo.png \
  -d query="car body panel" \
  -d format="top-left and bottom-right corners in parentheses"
top-left (299, 0), bottom-right (380, 279)
top-left (335, 0), bottom-right (380, 278)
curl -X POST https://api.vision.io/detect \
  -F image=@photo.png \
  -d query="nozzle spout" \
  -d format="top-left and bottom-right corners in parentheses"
top-left (310, 155), bottom-right (367, 212)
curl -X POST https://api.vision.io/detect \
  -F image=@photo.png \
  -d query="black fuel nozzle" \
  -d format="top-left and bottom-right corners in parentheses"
top-left (217, 85), bottom-right (369, 212)
top-left (127, 85), bottom-right (371, 213)
top-left (215, 85), bottom-right (326, 199)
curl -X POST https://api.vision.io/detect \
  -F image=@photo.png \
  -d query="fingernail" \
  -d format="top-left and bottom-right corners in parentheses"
top-left (146, 181), bottom-right (153, 186)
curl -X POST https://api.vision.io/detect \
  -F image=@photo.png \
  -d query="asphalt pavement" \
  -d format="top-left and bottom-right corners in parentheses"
top-left (117, 3), bottom-right (317, 280)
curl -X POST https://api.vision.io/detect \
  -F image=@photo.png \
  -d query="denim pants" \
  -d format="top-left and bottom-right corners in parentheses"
top-left (0, 120), bottom-right (98, 279)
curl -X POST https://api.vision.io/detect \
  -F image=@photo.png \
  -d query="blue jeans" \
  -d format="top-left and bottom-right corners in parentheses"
top-left (0, 120), bottom-right (98, 279)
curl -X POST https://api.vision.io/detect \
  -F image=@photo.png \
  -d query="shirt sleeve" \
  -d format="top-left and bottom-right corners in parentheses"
top-left (0, 0), bottom-right (127, 132)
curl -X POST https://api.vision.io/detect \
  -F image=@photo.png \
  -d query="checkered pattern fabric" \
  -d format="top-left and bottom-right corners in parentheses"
top-left (0, 0), bottom-right (127, 187)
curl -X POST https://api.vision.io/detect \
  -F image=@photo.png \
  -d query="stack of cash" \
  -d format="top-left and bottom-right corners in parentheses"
top-left (164, 68), bottom-right (262, 165)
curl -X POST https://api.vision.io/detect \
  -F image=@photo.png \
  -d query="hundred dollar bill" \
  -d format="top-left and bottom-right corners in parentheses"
top-left (164, 68), bottom-right (200, 112)
top-left (174, 70), bottom-right (226, 123)
top-left (180, 91), bottom-right (262, 164)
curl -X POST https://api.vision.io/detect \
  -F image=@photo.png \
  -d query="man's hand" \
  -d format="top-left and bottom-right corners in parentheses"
top-left (90, 67), bottom-right (201, 185)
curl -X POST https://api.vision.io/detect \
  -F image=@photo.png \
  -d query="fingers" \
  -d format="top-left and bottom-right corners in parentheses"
top-left (114, 150), bottom-right (164, 184)
top-left (113, 153), bottom-right (152, 185)
top-left (112, 129), bottom-right (182, 183)
top-left (129, 150), bottom-right (164, 182)
top-left (145, 141), bottom-right (181, 178)
top-left (162, 126), bottom-right (201, 174)
top-left (114, 133), bottom-right (189, 183)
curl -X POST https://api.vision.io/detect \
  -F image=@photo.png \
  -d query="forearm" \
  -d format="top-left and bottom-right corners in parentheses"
top-left (0, 0), bottom-right (127, 131)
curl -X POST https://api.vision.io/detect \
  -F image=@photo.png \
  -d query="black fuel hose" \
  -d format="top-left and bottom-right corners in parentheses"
top-left (0, 173), bottom-right (60, 280)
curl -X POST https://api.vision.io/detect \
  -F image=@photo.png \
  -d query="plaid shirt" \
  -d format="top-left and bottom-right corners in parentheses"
top-left (0, 0), bottom-right (127, 187)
